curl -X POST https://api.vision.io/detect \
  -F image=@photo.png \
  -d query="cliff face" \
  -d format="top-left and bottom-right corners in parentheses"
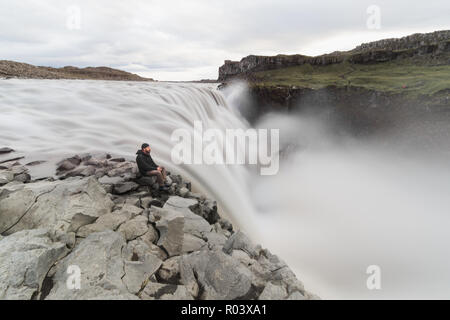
top-left (218, 30), bottom-right (450, 81)
top-left (247, 85), bottom-right (450, 134)
top-left (218, 30), bottom-right (450, 145)
top-left (0, 60), bottom-right (154, 81)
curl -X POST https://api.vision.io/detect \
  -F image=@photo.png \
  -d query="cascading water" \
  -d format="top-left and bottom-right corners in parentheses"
top-left (2, 79), bottom-right (450, 299)
top-left (0, 79), bottom-right (260, 236)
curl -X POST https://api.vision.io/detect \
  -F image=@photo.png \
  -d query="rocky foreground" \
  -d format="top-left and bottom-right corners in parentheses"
top-left (0, 148), bottom-right (316, 300)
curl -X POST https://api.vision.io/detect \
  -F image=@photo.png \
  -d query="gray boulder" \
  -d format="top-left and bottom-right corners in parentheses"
top-left (287, 291), bottom-right (307, 300)
top-left (76, 211), bottom-right (129, 238)
top-left (114, 204), bottom-right (143, 219)
top-left (0, 147), bottom-right (14, 154)
top-left (0, 170), bottom-right (14, 186)
top-left (122, 253), bottom-right (162, 294)
top-left (45, 231), bottom-right (137, 300)
top-left (258, 282), bottom-right (288, 300)
top-left (158, 256), bottom-right (180, 283)
top-left (118, 215), bottom-right (149, 241)
top-left (179, 249), bottom-right (253, 300)
top-left (113, 181), bottom-right (139, 195)
top-left (152, 204), bottom-right (211, 257)
top-left (0, 176), bottom-right (114, 235)
top-left (223, 231), bottom-right (259, 258)
top-left (163, 195), bottom-right (197, 211)
top-left (0, 229), bottom-right (68, 300)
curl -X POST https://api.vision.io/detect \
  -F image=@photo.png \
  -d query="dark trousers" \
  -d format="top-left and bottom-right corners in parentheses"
top-left (146, 167), bottom-right (166, 185)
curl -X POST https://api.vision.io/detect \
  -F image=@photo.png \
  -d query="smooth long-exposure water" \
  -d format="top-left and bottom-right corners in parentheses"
top-left (1, 79), bottom-right (450, 299)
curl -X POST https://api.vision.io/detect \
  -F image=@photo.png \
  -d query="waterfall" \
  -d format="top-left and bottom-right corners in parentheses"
top-left (2, 78), bottom-right (450, 299)
top-left (0, 78), bottom-right (261, 238)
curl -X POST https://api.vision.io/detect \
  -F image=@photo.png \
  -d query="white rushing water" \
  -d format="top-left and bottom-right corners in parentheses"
top-left (1, 78), bottom-right (450, 299)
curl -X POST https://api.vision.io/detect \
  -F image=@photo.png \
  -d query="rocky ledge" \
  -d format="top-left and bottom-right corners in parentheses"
top-left (0, 148), bottom-right (316, 300)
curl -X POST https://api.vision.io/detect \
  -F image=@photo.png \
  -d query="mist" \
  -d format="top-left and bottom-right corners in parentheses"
top-left (238, 94), bottom-right (450, 299)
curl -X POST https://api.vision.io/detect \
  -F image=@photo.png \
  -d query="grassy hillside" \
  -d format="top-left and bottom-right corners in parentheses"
top-left (250, 56), bottom-right (450, 97)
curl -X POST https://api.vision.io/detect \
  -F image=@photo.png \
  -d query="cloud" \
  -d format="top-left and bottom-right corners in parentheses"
top-left (0, 0), bottom-right (449, 80)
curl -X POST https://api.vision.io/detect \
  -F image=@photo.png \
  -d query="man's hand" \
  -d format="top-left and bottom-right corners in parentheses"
top-left (157, 166), bottom-right (162, 172)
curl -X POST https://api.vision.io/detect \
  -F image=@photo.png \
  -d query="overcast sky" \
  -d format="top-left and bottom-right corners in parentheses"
top-left (0, 0), bottom-right (449, 80)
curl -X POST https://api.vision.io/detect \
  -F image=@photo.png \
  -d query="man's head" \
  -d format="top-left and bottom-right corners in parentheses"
top-left (141, 143), bottom-right (151, 154)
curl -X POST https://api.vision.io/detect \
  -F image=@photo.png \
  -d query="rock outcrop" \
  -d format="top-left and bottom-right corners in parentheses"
top-left (0, 60), bottom-right (154, 81)
top-left (0, 150), bottom-right (317, 300)
top-left (218, 30), bottom-right (450, 81)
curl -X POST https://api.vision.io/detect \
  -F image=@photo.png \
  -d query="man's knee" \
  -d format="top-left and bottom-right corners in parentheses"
top-left (147, 170), bottom-right (161, 177)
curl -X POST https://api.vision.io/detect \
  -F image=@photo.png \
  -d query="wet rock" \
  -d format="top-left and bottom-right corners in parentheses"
top-left (84, 158), bottom-right (108, 167)
top-left (180, 249), bottom-right (253, 300)
top-left (0, 147), bottom-right (14, 154)
top-left (25, 160), bottom-right (46, 166)
top-left (56, 156), bottom-right (81, 172)
top-left (0, 155), bottom-right (24, 164)
top-left (60, 165), bottom-right (96, 178)
top-left (0, 229), bottom-right (68, 300)
top-left (46, 231), bottom-right (137, 300)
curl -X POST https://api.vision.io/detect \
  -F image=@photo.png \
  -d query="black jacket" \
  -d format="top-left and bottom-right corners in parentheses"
top-left (136, 149), bottom-right (159, 175)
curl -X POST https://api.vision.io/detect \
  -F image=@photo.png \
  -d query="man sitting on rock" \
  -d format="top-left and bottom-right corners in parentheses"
top-left (136, 143), bottom-right (169, 191)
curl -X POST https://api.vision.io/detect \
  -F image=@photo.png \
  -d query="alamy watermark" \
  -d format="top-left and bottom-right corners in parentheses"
top-left (66, 5), bottom-right (82, 30)
top-left (366, 265), bottom-right (381, 290)
top-left (66, 265), bottom-right (81, 290)
top-left (366, 5), bottom-right (381, 30)
top-left (171, 121), bottom-right (280, 175)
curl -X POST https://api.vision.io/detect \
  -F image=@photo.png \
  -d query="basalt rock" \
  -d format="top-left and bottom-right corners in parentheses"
top-left (0, 153), bottom-right (316, 300)
top-left (0, 229), bottom-right (68, 300)
top-left (0, 176), bottom-right (114, 235)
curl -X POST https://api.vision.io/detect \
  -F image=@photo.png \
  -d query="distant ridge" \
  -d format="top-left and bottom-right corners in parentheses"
top-left (0, 60), bottom-right (154, 81)
top-left (219, 30), bottom-right (450, 81)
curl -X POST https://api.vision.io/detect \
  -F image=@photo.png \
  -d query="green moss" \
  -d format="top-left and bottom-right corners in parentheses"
top-left (250, 57), bottom-right (450, 97)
